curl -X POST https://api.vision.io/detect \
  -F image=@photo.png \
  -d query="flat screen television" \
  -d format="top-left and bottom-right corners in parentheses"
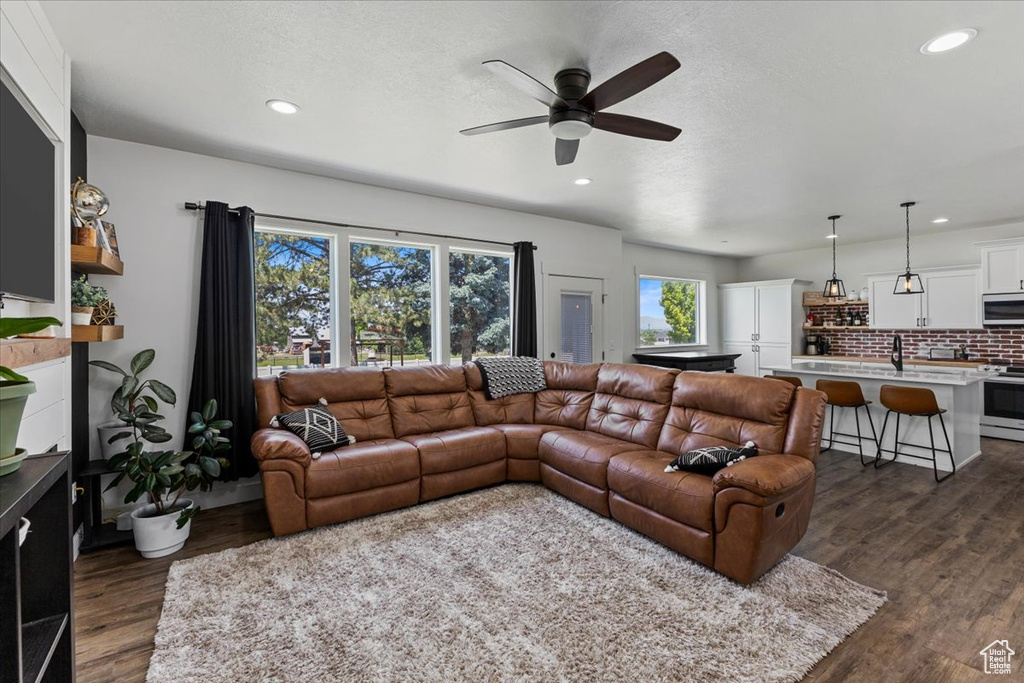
top-left (0, 78), bottom-right (56, 303)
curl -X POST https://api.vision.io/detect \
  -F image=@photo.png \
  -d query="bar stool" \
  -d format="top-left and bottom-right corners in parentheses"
top-left (765, 375), bottom-right (802, 388)
top-left (815, 379), bottom-right (879, 467)
top-left (875, 385), bottom-right (955, 482)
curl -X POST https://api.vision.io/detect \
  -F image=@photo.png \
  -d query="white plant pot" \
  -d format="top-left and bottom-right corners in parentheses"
top-left (71, 311), bottom-right (93, 325)
top-left (97, 420), bottom-right (130, 459)
top-left (130, 499), bottom-right (194, 559)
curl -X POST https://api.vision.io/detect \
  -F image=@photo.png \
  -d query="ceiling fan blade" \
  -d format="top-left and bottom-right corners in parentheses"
top-left (555, 138), bottom-right (579, 166)
top-left (593, 112), bottom-right (680, 141)
top-left (459, 115), bottom-right (549, 136)
top-left (580, 52), bottom-right (681, 112)
top-left (483, 60), bottom-right (567, 109)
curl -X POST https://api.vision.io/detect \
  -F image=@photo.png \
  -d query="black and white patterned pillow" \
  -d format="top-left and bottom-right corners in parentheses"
top-left (664, 441), bottom-right (757, 474)
top-left (271, 398), bottom-right (355, 457)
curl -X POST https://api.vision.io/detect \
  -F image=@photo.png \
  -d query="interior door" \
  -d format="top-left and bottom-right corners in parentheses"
top-left (721, 286), bottom-right (755, 342)
top-left (755, 285), bottom-right (791, 344)
top-left (545, 275), bottom-right (604, 364)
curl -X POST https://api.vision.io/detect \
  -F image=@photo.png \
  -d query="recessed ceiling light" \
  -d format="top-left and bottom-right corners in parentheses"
top-left (932, 217), bottom-right (949, 224)
top-left (573, 178), bottom-right (592, 186)
top-left (825, 234), bottom-right (838, 240)
top-left (266, 99), bottom-right (300, 114)
top-left (921, 29), bottom-right (977, 54)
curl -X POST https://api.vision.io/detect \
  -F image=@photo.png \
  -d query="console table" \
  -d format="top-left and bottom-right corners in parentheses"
top-left (632, 351), bottom-right (742, 373)
top-left (0, 452), bottom-right (75, 682)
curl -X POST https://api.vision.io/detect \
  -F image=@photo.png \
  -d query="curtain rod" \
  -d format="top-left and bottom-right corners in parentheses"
top-left (182, 202), bottom-right (536, 250)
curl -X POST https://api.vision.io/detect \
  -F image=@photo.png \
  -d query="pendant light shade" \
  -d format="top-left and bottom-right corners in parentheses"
top-left (822, 215), bottom-right (846, 299)
top-left (893, 201), bottom-right (924, 295)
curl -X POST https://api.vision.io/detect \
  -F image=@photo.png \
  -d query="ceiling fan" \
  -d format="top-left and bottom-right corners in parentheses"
top-left (460, 52), bottom-right (682, 166)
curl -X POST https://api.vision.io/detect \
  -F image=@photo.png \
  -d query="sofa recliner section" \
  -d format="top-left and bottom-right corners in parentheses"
top-left (251, 360), bottom-right (826, 584)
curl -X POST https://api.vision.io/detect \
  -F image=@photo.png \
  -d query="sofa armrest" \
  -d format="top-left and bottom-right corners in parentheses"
top-left (251, 428), bottom-right (312, 467)
top-left (712, 454), bottom-right (815, 498)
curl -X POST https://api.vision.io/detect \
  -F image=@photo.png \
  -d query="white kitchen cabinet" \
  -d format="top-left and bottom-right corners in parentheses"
top-left (868, 276), bottom-right (920, 328)
top-left (978, 239), bottom-right (1024, 294)
top-left (869, 267), bottom-right (981, 330)
top-left (922, 269), bottom-right (982, 329)
top-left (719, 279), bottom-right (810, 376)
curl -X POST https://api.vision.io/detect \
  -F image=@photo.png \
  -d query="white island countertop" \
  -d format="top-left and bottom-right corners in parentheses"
top-left (761, 361), bottom-right (989, 386)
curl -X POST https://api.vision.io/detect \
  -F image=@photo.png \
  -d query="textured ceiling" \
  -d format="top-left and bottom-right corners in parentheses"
top-left (40, 0), bottom-right (1024, 256)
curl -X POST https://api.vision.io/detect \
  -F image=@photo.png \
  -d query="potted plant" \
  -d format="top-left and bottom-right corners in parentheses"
top-left (1, 316), bottom-right (62, 475)
top-left (71, 274), bottom-right (107, 325)
top-left (92, 349), bottom-right (231, 557)
top-left (91, 348), bottom-right (176, 459)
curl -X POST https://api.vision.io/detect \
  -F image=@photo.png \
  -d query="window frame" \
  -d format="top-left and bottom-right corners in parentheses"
top-left (635, 273), bottom-right (707, 349)
top-left (254, 217), bottom-right (514, 368)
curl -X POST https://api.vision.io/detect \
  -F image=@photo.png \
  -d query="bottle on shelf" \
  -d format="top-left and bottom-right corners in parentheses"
top-left (853, 310), bottom-right (862, 326)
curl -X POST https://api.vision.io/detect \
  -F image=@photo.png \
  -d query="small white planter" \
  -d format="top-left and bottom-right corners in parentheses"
top-left (97, 419), bottom-right (154, 460)
top-left (130, 499), bottom-right (194, 559)
top-left (71, 306), bottom-right (94, 325)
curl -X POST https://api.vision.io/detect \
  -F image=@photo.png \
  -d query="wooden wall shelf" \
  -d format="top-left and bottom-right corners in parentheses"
top-left (803, 325), bottom-right (869, 330)
top-left (71, 325), bottom-right (123, 342)
top-left (70, 246), bottom-right (123, 276)
top-left (0, 338), bottom-right (72, 370)
top-left (802, 292), bottom-right (869, 308)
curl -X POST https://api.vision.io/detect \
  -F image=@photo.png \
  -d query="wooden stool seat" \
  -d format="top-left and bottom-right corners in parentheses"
top-left (765, 375), bottom-right (802, 388)
top-left (816, 379), bottom-right (870, 407)
top-left (814, 379), bottom-right (878, 466)
top-left (875, 384), bottom-right (954, 482)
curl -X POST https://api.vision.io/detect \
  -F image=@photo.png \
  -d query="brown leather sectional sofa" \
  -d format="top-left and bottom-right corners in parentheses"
top-left (252, 361), bottom-right (826, 584)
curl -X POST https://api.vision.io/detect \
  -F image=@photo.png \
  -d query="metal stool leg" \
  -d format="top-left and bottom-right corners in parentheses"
top-left (930, 413), bottom-right (956, 482)
top-left (875, 410), bottom-right (899, 469)
top-left (863, 405), bottom-right (880, 467)
top-left (854, 406), bottom-right (864, 457)
top-left (823, 404), bottom-right (835, 451)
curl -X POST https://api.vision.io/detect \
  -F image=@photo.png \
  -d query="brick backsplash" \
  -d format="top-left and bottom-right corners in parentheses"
top-left (804, 304), bottom-right (1024, 364)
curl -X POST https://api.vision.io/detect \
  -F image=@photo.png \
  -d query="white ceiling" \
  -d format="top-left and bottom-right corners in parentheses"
top-left (40, 0), bottom-right (1024, 256)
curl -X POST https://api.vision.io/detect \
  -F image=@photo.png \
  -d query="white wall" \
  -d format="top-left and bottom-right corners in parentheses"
top-left (737, 221), bottom-right (1024, 292)
top-left (622, 243), bottom-right (739, 359)
top-left (86, 136), bottom-right (626, 505)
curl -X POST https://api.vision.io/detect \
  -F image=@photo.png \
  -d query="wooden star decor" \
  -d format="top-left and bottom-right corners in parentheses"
top-left (91, 299), bottom-right (117, 325)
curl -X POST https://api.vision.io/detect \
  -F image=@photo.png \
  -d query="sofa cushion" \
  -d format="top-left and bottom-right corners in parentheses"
top-left (305, 438), bottom-right (419, 499)
top-left (608, 451), bottom-right (715, 531)
top-left (464, 363), bottom-right (535, 426)
top-left (657, 372), bottom-right (795, 456)
top-left (539, 430), bottom-right (638, 489)
top-left (276, 367), bottom-right (394, 441)
top-left (534, 361), bottom-right (599, 429)
top-left (402, 426), bottom-right (506, 475)
top-left (490, 423), bottom-right (571, 459)
top-left (385, 366), bottom-right (475, 437)
top-left (585, 363), bottom-right (676, 448)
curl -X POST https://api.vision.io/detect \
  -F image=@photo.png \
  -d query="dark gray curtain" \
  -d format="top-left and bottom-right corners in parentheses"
top-left (511, 241), bottom-right (537, 357)
top-left (186, 201), bottom-right (258, 479)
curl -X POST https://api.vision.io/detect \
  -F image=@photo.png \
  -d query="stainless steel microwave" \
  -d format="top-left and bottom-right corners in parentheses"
top-left (982, 293), bottom-right (1024, 326)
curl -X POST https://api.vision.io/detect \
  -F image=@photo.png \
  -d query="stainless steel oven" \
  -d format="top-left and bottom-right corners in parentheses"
top-left (982, 293), bottom-right (1024, 326)
top-left (981, 374), bottom-right (1024, 441)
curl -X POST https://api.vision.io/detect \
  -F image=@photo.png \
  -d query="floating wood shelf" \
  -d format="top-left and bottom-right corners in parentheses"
top-left (72, 325), bottom-right (123, 342)
top-left (802, 292), bottom-right (869, 307)
top-left (802, 325), bottom-right (869, 330)
top-left (70, 245), bottom-right (123, 275)
top-left (0, 338), bottom-right (71, 370)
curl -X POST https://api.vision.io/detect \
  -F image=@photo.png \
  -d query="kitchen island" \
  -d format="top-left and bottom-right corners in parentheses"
top-left (763, 360), bottom-right (985, 472)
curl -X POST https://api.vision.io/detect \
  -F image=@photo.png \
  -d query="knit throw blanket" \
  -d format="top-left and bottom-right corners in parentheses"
top-left (474, 356), bottom-right (547, 400)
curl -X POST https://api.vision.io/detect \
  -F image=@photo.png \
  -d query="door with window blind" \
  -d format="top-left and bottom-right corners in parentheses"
top-left (544, 275), bottom-right (604, 364)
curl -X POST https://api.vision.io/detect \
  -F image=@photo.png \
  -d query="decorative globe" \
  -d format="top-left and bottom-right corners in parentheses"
top-left (72, 181), bottom-right (109, 223)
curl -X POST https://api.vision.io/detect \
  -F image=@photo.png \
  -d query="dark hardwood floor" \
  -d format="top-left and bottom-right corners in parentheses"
top-left (74, 438), bottom-right (1024, 682)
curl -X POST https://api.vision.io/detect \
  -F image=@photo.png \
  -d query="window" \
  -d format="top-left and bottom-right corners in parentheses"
top-left (637, 276), bottom-right (705, 347)
top-left (449, 250), bottom-right (511, 363)
top-left (350, 241), bottom-right (433, 366)
top-left (254, 231), bottom-right (334, 375)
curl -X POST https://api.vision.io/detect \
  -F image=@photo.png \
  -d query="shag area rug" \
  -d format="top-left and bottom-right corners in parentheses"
top-left (148, 484), bottom-right (885, 683)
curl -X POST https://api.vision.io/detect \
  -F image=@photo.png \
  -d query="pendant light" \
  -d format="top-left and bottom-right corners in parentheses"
top-left (822, 215), bottom-right (846, 299)
top-left (893, 201), bottom-right (924, 295)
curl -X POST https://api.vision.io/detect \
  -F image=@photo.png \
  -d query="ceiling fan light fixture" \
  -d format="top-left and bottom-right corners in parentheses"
top-left (921, 29), bottom-right (977, 54)
top-left (549, 119), bottom-right (593, 140)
